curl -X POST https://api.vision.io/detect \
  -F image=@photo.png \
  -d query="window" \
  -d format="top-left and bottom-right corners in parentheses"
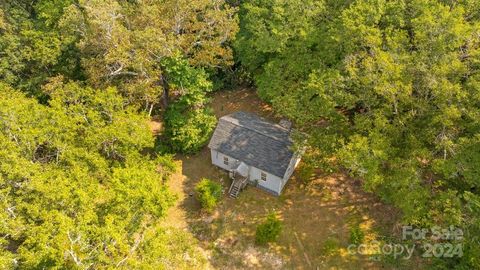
top-left (261, 172), bottom-right (267, 181)
top-left (223, 156), bottom-right (229, 165)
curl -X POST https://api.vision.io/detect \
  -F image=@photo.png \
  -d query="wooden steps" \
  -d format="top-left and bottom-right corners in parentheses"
top-left (230, 184), bottom-right (240, 198)
top-left (228, 176), bottom-right (248, 198)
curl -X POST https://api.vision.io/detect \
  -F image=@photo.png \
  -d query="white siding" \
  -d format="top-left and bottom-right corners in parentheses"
top-left (281, 153), bottom-right (301, 189)
top-left (210, 149), bottom-right (239, 171)
top-left (210, 148), bottom-right (291, 195)
top-left (249, 166), bottom-right (282, 195)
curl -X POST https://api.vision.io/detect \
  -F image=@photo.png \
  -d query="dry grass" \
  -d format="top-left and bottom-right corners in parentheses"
top-left (161, 88), bottom-right (419, 269)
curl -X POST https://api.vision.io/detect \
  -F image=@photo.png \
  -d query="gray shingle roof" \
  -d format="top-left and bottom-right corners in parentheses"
top-left (208, 111), bottom-right (294, 178)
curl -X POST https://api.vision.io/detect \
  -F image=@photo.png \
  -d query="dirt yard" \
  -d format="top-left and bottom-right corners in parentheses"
top-left (161, 88), bottom-right (419, 269)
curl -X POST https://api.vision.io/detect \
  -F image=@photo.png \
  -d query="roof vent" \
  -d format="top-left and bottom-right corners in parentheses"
top-left (279, 119), bottom-right (292, 130)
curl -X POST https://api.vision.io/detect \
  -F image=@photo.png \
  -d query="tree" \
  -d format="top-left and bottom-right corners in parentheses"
top-left (162, 57), bottom-right (217, 153)
top-left (71, 0), bottom-right (238, 111)
top-left (0, 0), bottom-right (238, 112)
top-left (0, 82), bottom-right (206, 268)
top-left (0, 0), bottom-right (83, 99)
top-left (236, 0), bottom-right (480, 267)
top-left (0, 0), bottom-right (233, 267)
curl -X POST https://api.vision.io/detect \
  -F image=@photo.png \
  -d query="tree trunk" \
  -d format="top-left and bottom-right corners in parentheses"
top-left (148, 104), bottom-right (154, 116)
top-left (160, 73), bottom-right (169, 109)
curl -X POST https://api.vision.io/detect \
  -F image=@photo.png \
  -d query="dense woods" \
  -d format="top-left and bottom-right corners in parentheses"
top-left (0, 0), bottom-right (234, 267)
top-left (237, 0), bottom-right (480, 268)
top-left (0, 82), bottom-right (190, 267)
top-left (1, 0), bottom-right (479, 268)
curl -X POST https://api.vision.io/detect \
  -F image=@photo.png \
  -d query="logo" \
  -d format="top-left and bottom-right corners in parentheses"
top-left (347, 225), bottom-right (464, 260)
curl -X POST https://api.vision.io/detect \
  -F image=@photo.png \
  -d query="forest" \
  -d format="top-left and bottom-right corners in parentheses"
top-left (0, 0), bottom-right (479, 269)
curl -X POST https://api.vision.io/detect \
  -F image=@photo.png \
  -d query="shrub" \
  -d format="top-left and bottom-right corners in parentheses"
top-left (349, 224), bottom-right (365, 245)
top-left (322, 237), bottom-right (340, 256)
top-left (195, 178), bottom-right (222, 212)
top-left (255, 212), bottom-right (282, 245)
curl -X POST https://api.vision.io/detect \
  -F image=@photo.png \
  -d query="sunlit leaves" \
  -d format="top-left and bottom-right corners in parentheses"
top-left (0, 83), bottom-right (185, 268)
top-left (236, 0), bottom-right (480, 267)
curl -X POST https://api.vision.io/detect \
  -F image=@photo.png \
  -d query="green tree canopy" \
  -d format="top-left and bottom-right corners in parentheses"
top-left (236, 0), bottom-right (480, 268)
top-left (73, 0), bottom-right (238, 110)
top-left (0, 0), bottom-right (83, 99)
top-left (1, 0), bottom-right (238, 112)
top-left (0, 82), bottom-right (205, 268)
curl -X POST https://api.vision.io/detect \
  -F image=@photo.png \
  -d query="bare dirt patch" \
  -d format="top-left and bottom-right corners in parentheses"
top-left (164, 88), bottom-right (418, 269)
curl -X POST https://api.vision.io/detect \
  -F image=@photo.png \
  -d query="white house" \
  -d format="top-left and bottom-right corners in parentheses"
top-left (208, 112), bottom-right (301, 197)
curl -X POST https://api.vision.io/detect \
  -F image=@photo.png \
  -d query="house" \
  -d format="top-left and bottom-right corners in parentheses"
top-left (208, 111), bottom-right (301, 197)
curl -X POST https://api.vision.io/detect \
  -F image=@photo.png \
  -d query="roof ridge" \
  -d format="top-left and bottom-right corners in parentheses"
top-left (221, 113), bottom-right (290, 143)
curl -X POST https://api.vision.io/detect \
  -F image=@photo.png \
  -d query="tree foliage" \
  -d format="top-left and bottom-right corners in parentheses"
top-left (0, 0), bottom-right (235, 267)
top-left (0, 0), bottom-right (238, 110)
top-left (0, 82), bottom-right (208, 268)
top-left (255, 211), bottom-right (282, 245)
top-left (0, 0), bottom-right (83, 99)
top-left (237, 0), bottom-right (480, 267)
top-left (73, 0), bottom-right (238, 110)
top-left (2, 0), bottom-right (480, 267)
top-left (163, 57), bottom-right (217, 153)
top-left (195, 178), bottom-right (223, 212)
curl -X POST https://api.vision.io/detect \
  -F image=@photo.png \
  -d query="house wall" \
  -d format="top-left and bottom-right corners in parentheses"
top-left (249, 166), bottom-right (282, 196)
top-left (210, 149), bottom-right (239, 171)
top-left (281, 153), bottom-right (302, 189)
top-left (210, 148), bottom-right (284, 195)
